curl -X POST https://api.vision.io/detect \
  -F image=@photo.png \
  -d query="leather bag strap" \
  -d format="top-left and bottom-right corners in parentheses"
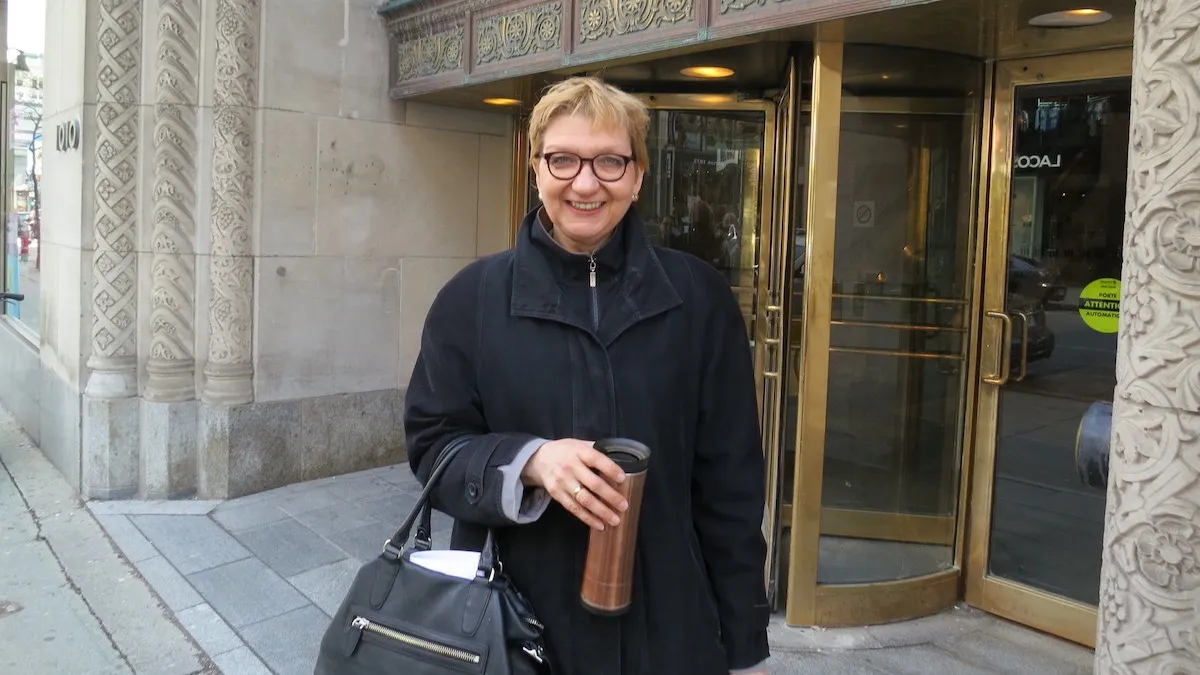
top-left (382, 441), bottom-right (500, 578)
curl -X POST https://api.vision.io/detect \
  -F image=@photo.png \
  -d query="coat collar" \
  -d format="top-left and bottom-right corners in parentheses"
top-left (511, 207), bottom-right (683, 344)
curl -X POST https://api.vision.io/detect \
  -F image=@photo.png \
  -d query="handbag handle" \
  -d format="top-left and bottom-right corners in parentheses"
top-left (382, 441), bottom-right (500, 578)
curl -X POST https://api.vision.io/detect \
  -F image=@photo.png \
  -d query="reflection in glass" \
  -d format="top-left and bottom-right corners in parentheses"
top-left (987, 80), bottom-right (1131, 606)
top-left (816, 105), bottom-right (978, 584)
top-left (3, 48), bottom-right (44, 332)
top-left (641, 109), bottom-right (767, 332)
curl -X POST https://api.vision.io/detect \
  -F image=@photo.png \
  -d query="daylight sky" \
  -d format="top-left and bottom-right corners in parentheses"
top-left (8, 0), bottom-right (46, 55)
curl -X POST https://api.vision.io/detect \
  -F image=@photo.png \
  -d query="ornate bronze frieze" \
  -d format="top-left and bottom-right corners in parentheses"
top-left (718, 0), bottom-right (793, 14)
top-left (395, 27), bottom-right (466, 82)
top-left (475, 1), bottom-right (564, 66)
top-left (578, 0), bottom-right (694, 43)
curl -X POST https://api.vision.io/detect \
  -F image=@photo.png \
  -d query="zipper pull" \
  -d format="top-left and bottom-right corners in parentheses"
top-left (588, 256), bottom-right (597, 288)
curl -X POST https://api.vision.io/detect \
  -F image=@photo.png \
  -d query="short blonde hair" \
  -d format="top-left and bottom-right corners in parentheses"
top-left (528, 77), bottom-right (650, 171)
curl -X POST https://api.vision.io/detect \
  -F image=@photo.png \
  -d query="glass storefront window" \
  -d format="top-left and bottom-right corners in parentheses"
top-left (3, 2), bottom-right (45, 334)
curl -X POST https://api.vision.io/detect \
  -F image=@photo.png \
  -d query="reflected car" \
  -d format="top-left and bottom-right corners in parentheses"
top-left (1008, 254), bottom-right (1067, 304)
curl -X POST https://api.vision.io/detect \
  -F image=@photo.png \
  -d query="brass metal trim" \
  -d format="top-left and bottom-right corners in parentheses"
top-left (981, 310), bottom-right (1013, 385)
top-left (786, 35), bottom-right (844, 627)
top-left (828, 346), bottom-right (962, 361)
top-left (819, 508), bottom-right (956, 546)
top-left (1011, 310), bottom-right (1031, 382)
top-left (831, 319), bottom-right (966, 332)
top-left (812, 569), bottom-right (960, 627)
top-left (831, 293), bottom-right (968, 305)
top-left (964, 48), bottom-right (1134, 647)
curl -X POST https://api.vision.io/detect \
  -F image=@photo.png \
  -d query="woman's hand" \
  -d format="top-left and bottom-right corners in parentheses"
top-left (521, 439), bottom-right (629, 530)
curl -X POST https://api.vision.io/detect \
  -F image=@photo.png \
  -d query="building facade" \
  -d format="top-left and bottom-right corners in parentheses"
top-left (1, 0), bottom-right (1197, 672)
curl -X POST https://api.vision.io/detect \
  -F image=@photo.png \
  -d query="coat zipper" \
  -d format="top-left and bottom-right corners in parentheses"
top-left (588, 254), bottom-right (600, 332)
top-left (350, 616), bottom-right (481, 664)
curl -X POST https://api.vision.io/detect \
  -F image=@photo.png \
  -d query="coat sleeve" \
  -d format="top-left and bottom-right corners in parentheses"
top-left (691, 267), bottom-right (771, 669)
top-left (403, 264), bottom-right (552, 527)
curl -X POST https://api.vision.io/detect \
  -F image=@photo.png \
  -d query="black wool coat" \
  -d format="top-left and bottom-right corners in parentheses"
top-left (403, 209), bottom-right (771, 675)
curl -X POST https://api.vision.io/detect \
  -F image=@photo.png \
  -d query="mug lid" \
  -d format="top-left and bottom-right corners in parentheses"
top-left (594, 438), bottom-right (651, 473)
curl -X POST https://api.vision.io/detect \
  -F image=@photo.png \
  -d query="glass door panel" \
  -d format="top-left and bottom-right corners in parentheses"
top-left (640, 102), bottom-right (771, 338)
top-left (967, 50), bottom-right (1133, 648)
top-left (990, 79), bottom-right (1130, 603)
top-left (816, 105), bottom-right (976, 584)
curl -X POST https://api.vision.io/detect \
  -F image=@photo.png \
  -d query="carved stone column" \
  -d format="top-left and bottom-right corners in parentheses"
top-left (82, 0), bottom-right (143, 499)
top-left (198, 0), bottom-right (260, 498)
top-left (201, 0), bottom-right (259, 406)
top-left (146, 0), bottom-right (200, 403)
top-left (141, 0), bottom-right (202, 498)
top-left (1095, 0), bottom-right (1200, 670)
top-left (85, 0), bottom-right (141, 400)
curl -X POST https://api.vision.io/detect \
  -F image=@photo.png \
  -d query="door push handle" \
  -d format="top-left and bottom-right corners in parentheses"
top-left (983, 310), bottom-right (1013, 386)
top-left (1010, 311), bottom-right (1031, 382)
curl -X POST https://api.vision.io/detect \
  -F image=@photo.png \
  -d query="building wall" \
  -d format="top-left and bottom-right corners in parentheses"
top-left (0, 0), bottom-right (514, 500)
top-left (0, 0), bottom-right (93, 486)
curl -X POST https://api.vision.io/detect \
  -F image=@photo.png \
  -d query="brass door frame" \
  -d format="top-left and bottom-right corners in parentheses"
top-left (964, 48), bottom-right (1134, 649)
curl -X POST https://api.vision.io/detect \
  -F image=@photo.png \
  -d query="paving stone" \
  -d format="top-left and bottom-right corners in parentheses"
top-left (188, 558), bottom-right (310, 628)
top-left (861, 644), bottom-right (1000, 674)
top-left (239, 604), bottom-right (332, 675)
top-left (211, 646), bottom-right (272, 675)
top-left (766, 651), bottom-right (891, 675)
top-left (320, 475), bottom-right (401, 502)
top-left (938, 624), bottom-right (1092, 674)
top-left (357, 490), bottom-right (421, 526)
top-left (89, 500), bottom-right (221, 516)
top-left (94, 513), bottom-right (160, 563)
top-left (292, 496), bottom-right (379, 538)
top-left (270, 487), bottom-right (346, 518)
top-left (209, 500), bottom-right (291, 533)
top-left (288, 558), bottom-right (363, 616)
top-left (130, 514), bottom-right (251, 575)
top-left (325, 520), bottom-right (395, 560)
top-left (176, 602), bottom-right (244, 657)
top-left (132, 555), bottom-right (203, 611)
top-left (234, 517), bottom-right (347, 577)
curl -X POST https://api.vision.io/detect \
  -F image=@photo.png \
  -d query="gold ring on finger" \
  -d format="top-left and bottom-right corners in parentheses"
top-left (571, 483), bottom-right (584, 499)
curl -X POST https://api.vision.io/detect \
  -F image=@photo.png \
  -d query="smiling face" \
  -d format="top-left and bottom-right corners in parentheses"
top-left (534, 114), bottom-right (644, 255)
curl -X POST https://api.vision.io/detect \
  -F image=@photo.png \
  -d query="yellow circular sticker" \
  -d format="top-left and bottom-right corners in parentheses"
top-left (1078, 278), bottom-right (1121, 333)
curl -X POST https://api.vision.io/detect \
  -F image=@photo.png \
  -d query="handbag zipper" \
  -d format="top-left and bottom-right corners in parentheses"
top-left (351, 616), bottom-right (481, 664)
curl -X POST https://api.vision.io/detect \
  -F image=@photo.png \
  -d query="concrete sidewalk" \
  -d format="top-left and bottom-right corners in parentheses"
top-left (0, 408), bottom-right (211, 674)
top-left (84, 461), bottom-right (1096, 675)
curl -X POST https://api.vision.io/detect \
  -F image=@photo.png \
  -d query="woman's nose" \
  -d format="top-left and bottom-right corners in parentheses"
top-left (572, 163), bottom-right (601, 191)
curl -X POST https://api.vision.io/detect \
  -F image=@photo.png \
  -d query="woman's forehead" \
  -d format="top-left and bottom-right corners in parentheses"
top-left (542, 114), bottom-right (631, 152)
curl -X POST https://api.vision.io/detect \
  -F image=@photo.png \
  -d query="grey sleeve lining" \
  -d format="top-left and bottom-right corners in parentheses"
top-left (497, 438), bottom-right (552, 524)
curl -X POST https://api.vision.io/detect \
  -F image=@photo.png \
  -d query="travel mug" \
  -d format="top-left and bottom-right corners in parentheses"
top-left (580, 438), bottom-right (651, 616)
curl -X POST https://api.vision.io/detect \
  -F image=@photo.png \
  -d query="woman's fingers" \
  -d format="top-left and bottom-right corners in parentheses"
top-left (551, 481), bottom-right (607, 530)
top-left (571, 469), bottom-right (624, 527)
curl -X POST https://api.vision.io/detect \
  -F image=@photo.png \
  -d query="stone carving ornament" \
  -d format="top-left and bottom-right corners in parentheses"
top-left (579, 0), bottom-right (693, 43)
top-left (475, 2), bottom-right (562, 66)
top-left (203, 0), bottom-right (260, 406)
top-left (86, 0), bottom-right (142, 399)
top-left (395, 28), bottom-right (464, 83)
top-left (1098, 0), bottom-right (1200, 671)
top-left (146, 0), bottom-right (201, 402)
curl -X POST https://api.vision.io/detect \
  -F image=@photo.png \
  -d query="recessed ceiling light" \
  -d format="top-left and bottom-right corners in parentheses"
top-left (483, 97), bottom-right (521, 106)
top-left (1029, 8), bottom-right (1113, 27)
top-left (690, 94), bottom-right (736, 104)
top-left (681, 66), bottom-right (735, 79)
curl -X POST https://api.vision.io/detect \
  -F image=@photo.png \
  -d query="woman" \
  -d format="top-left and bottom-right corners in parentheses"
top-left (404, 76), bottom-right (770, 675)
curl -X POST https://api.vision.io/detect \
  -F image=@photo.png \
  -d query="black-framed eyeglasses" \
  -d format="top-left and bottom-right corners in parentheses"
top-left (537, 152), bottom-right (634, 182)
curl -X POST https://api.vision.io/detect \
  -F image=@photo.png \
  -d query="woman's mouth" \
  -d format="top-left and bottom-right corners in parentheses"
top-left (568, 201), bottom-right (603, 213)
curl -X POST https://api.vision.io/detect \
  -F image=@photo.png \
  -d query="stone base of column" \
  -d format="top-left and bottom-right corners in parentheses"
top-left (198, 403), bottom-right (232, 499)
top-left (140, 399), bottom-right (199, 499)
top-left (82, 396), bottom-right (140, 500)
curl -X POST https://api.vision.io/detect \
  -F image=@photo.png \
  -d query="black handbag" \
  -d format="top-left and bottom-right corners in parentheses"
top-left (314, 444), bottom-right (551, 675)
